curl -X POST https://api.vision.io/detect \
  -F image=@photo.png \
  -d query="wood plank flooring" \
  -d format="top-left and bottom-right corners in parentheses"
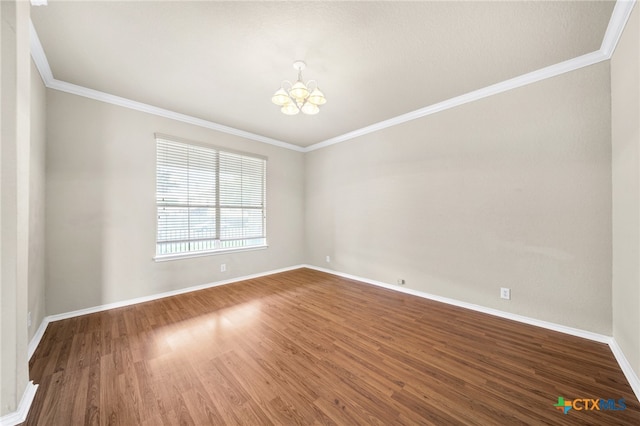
top-left (25, 268), bottom-right (640, 425)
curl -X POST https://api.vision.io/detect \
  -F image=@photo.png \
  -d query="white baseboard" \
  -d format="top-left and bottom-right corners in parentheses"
top-left (609, 338), bottom-right (640, 402)
top-left (26, 263), bottom-right (640, 405)
top-left (28, 264), bottom-right (306, 359)
top-left (304, 264), bottom-right (640, 403)
top-left (28, 317), bottom-right (50, 360)
top-left (0, 381), bottom-right (38, 426)
top-left (304, 265), bottom-right (610, 342)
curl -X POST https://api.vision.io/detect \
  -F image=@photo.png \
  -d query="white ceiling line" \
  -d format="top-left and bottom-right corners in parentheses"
top-left (304, 0), bottom-right (636, 153)
top-left (29, 0), bottom-right (635, 154)
top-left (600, 0), bottom-right (636, 58)
top-left (28, 21), bottom-right (305, 153)
top-left (305, 50), bottom-right (608, 152)
top-left (47, 79), bottom-right (306, 152)
top-left (29, 20), bottom-right (53, 84)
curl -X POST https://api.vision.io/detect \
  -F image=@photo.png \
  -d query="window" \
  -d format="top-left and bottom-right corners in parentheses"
top-left (155, 135), bottom-right (266, 259)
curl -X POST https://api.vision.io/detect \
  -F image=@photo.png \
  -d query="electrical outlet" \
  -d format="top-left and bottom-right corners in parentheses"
top-left (397, 279), bottom-right (406, 285)
top-left (500, 288), bottom-right (511, 300)
top-left (220, 263), bottom-right (226, 272)
top-left (27, 311), bottom-right (32, 328)
top-left (326, 255), bottom-right (331, 263)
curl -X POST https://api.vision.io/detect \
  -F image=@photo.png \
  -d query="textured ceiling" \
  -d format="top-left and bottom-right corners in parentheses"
top-left (31, 1), bottom-right (616, 147)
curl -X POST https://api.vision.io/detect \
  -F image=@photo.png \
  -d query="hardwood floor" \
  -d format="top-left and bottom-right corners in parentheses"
top-left (25, 268), bottom-right (639, 425)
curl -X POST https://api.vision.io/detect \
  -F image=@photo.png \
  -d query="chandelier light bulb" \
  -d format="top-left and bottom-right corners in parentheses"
top-left (272, 61), bottom-right (327, 115)
top-left (289, 81), bottom-right (309, 101)
top-left (281, 103), bottom-right (300, 115)
top-left (271, 88), bottom-right (290, 106)
top-left (308, 88), bottom-right (326, 105)
top-left (301, 103), bottom-right (320, 115)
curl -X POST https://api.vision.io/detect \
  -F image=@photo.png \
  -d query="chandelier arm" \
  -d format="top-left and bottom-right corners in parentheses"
top-left (306, 80), bottom-right (318, 92)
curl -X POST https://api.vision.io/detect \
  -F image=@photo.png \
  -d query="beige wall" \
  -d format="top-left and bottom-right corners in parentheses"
top-left (45, 90), bottom-right (305, 315)
top-left (1, 0), bottom-right (634, 418)
top-left (306, 62), bottom-right (612, 334)
top-left (29, 60), bottom-right (47, 342)
top-left (612, 4), bottom-right (640, 379)
top-left (1, 0), bottom-right (31, 417)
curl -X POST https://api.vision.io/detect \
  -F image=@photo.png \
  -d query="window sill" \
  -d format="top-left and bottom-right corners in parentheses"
top-left (153, 245), bottom-right (268, 262)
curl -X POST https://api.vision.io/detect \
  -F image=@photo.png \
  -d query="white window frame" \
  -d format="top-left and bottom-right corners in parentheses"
top-left (154, 134), bottom-right (267, 261)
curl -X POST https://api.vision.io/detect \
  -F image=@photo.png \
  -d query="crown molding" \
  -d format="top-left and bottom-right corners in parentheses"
top-left (601, 0), bottom-right (636, 58)
top-left (29, 20), bottom-right (53, 84)
top-left (29, 0), bottom-right (636, 154)
top-left (46, 79), bottom-right (305, 152)
top-left (304, 50), bottom-right (608, 152)
top-left (28, 22), bottom-right (304, 153)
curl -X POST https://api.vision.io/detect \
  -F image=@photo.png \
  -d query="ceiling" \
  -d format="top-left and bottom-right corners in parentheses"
top-left (31, 1), bottom-right (617, 148)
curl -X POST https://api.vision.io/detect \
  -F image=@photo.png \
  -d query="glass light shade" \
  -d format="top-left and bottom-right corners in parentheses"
top-left (289, 81), bottom-right (309, 101)
top-left (301, 102), bottom-right (320, 115)
top-left (281, 103), bottom-right (300, 115)
top-left (271, 88), bottom-right (290, 106)
top-left (307, 88), bottom-right (326, 105)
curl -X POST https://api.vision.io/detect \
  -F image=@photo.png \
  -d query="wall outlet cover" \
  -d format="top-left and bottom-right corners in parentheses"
top-left (500, 288), bottom-right (511, 300)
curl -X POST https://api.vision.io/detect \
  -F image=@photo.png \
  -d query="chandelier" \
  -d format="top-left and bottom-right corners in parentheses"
top-left (272, 61), bottom-right (326, 115)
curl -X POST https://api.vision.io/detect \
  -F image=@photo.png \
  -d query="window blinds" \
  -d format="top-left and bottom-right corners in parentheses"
top-left (156, 137), bottom-right (266, 256)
